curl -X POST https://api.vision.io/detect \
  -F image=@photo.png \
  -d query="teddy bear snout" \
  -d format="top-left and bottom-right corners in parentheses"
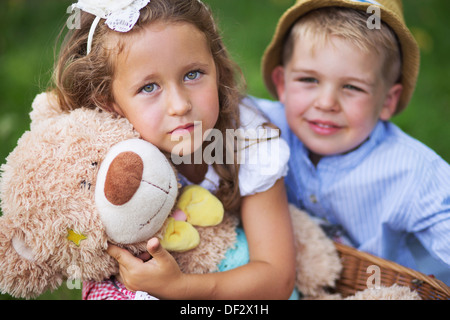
top-left (95, 139), bottom-right (179, 244)
top-left (104, 151), bottom-right (143, 206)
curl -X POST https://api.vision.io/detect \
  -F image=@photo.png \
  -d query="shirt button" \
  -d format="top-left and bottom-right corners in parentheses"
top-left (310, 194), bottom-right (318, 204)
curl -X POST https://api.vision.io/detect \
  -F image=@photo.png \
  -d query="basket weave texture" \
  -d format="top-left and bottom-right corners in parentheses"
top-left (334, 242), bottom-right (450, 300)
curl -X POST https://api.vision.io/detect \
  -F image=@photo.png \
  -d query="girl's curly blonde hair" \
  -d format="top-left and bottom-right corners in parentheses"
top-left (50, 0), bottom-right (245, 212)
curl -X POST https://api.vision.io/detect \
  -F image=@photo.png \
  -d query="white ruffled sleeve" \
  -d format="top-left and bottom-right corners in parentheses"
top-left (236, 103), bottom-right (290, 197)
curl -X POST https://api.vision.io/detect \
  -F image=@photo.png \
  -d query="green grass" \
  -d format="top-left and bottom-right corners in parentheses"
top-left (0, 0), bottom-right (449, 300)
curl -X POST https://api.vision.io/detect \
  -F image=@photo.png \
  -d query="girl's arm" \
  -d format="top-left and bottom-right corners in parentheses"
top-left (108, 179), bottom-right (296, 299)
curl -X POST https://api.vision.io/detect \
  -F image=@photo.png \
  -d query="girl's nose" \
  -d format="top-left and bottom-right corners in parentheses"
top-left (167, 86), bottom-right (192, 116)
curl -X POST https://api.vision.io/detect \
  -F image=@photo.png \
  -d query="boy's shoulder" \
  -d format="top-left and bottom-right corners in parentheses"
top-left (244, 96), bottom-right (289, 132)
top-left (375, 121), bottom-right (449, 169)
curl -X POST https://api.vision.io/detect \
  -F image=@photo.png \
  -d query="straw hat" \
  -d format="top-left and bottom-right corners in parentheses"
top-left (262, 0), bottom-right (420, 114)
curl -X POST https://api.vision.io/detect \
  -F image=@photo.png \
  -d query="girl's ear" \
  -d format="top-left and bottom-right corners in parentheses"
top-left (380, 83), bottom-right (403, 121)
top-left (97, 94), bottom-right (124, 117)
top-left (271, 66), bottom-right (286, 103)
top-left (112, 103), bottom-right (125, 117)
top-left (108, 92), bottom-right (124, 117)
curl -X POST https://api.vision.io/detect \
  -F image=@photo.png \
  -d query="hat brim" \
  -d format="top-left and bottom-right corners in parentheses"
top-left (262, 0), bottom-right (420, 114)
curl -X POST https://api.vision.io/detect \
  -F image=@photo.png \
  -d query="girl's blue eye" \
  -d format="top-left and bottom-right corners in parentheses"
top-left (185, 71), bottom-right (201, 81)
top-left (141, 84), bottom-right (157, 93)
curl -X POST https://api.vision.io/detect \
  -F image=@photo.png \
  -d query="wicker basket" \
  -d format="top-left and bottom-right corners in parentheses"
top-left (334, 242), bottom-right (450, 300)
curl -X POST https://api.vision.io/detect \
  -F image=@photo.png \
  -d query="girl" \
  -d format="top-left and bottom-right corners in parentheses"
top-left (54, 0), bottom-right (295, 299)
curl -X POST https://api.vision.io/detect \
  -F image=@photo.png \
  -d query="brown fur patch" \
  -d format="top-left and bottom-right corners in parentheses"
top-left (104, 152), bottom-right (143, 205)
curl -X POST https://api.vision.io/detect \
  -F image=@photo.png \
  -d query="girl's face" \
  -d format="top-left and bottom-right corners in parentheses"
top-left (111, 21), bottom-right (220, 156)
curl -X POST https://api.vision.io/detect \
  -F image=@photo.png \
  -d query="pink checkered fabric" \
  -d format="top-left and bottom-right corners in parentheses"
top-left (83, 278), bottom-right (136, 300)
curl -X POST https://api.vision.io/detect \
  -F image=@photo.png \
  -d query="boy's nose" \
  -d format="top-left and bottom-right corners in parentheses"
top-left (315, 86), bottom-right (339, 112)
top-left (167, 86), bottom-right (192, 116)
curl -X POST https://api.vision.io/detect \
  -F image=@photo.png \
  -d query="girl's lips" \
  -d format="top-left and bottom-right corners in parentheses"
top-left (169, 123), bottom-right (196, 136)
top-left (308, 120), bottom-right (342, 135)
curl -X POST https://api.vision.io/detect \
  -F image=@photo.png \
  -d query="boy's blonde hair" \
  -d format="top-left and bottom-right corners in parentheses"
top-left (282, 7), bottom-right (402, 86)
top-left (50, 0), bottom-right (245, 212)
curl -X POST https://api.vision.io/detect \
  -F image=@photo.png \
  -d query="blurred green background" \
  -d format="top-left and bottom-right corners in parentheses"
top-left (0, 0), bottom-right (448, 300)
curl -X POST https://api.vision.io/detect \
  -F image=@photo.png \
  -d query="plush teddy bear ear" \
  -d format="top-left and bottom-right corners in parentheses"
top-left (0, 215), bottom-right (62, 299)
top-left (29, 92), bottom-right (65, 128)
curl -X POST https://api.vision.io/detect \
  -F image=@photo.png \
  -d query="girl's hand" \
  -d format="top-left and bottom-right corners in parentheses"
top-left (107, 179), bottom-right (296, 299)
top-left (107, 237), bottom-right (185, 299)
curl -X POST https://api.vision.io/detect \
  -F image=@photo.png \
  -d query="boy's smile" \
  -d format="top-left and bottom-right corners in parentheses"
top-left (308, 119), bottom-right (343, 136)
top-left (273, 34), bottom-right (402, 164)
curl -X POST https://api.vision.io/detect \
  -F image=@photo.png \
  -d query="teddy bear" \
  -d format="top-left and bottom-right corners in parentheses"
top-left (0, 92), bottom-right (236, 299)
top-left (0, 92), bottom-right (421, 300)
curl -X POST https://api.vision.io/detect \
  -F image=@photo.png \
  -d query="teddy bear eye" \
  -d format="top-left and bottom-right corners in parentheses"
top-left (91, 162), bottom-right (98, 167)
top-left (80, 180), bottom-right (92, 190)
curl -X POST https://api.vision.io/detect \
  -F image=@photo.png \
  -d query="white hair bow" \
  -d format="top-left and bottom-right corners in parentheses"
top-left (71, 0), bottom-right (150, 54)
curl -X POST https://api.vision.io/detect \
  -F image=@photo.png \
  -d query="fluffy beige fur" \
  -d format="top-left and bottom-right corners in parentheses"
top-left (0, 93), bottom-right (140, 297)
top-left (345, 285), bottom-right (420, 300)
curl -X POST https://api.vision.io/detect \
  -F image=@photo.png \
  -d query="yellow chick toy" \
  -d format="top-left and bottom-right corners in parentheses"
top-left (176, 185), bottom-right (224, 227)
top-left (160, 185), bottom-right (224, 252)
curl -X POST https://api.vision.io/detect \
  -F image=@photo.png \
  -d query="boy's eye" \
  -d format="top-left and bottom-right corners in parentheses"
top-left (343, 84), bottom-right (364, 92)
top-left (141, 83), bottom-right (157, 94)
top-left (298, 77), bottom-right (318, 84)
top-left (184, 71), bottom-right (201, 81)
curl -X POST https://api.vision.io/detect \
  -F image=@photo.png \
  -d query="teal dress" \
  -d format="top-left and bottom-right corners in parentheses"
top-left (218, 227), bottom-right (300, 300)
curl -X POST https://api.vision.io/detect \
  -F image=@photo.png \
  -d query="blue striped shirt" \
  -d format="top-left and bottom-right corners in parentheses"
top-left (252, 97), bottom-right (450, 284)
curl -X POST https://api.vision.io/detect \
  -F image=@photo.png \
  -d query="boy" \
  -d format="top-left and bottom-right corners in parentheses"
top-left (254, 0), bottom-right (450, 284)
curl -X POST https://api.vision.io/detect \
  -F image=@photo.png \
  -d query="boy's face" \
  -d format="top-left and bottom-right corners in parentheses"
top-left (272, 35), bottom-right (402, 163)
